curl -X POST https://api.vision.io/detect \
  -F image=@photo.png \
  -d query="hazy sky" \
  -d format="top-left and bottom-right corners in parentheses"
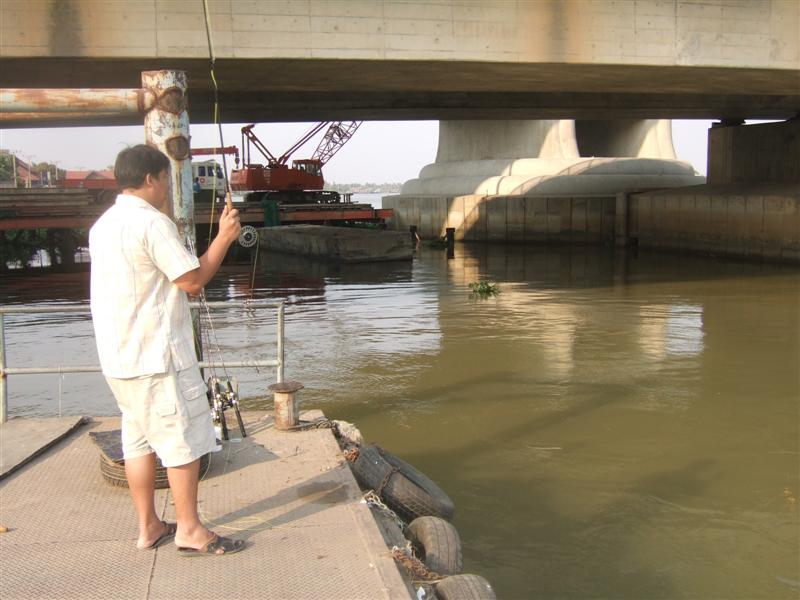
top-left (0, 119), bottom-right (715, 182)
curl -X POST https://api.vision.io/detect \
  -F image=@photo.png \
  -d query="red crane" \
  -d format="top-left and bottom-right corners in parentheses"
top-left (230, 121), bottom-right (361, 203)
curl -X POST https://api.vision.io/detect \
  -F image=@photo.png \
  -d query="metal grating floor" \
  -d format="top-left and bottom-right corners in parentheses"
top-left (0, 412), bottom-right (413, 599)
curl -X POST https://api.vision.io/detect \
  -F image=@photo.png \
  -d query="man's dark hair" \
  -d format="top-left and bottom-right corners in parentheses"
top-left (114, 144), bottom-right (170, 190)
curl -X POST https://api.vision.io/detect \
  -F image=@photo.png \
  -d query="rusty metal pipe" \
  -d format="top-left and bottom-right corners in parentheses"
top-left (0, 112), bottom-right (126, 122)
top-left (0, 88), bottom-right (154, 114)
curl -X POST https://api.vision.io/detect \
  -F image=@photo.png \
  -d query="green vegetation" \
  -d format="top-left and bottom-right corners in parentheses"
top-left (0, 152), bottom-right (66, 185)
top-left (32, 161), bottom-right (66, 183)
top-left (1, 228), bottom-right (87, 270)
top-left (0, 154), bottom-right (13, 181)
top-left (468, 281), bottom-right (501, 297)
top-left (425, 238), bottom-right (449, 249)
top-left (1, 229), bottom-right (49, 268)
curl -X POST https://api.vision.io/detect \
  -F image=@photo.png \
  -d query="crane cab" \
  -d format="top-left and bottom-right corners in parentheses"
top-left (292, 159), bottom-right (322, 178)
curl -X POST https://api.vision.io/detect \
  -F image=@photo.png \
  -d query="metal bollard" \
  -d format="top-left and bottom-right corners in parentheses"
top-left (268, 380), bottom-right (304, 430)
top-left (445, 227), bottom-right (455, 259)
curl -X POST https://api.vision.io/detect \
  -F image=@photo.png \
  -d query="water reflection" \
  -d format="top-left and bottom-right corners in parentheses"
top-left (640, 304), bottom-right (705, 359)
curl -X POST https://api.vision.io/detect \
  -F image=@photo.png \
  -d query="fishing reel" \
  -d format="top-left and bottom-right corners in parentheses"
top-left (238, 225), bottom-right (259, 248)
top-left (206, 376), bottom-right (247, 441)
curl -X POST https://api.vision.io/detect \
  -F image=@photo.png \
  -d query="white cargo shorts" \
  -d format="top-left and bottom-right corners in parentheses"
top-left (105, 362), bottom-right (217, 468)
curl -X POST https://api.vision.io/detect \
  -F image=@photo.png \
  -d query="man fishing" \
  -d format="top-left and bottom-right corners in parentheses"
top-left (89, 144), bottom-right (244, 556)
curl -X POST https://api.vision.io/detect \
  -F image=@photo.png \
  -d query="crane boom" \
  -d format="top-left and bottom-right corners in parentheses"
top-left (277, 122), bottom-right (328, 165)
top-left (190, 145), bottom-right (240, 167)
top-left (241, 124), bottom-right (279, 167)
top-left (312, 122), bottom-right (362, 166)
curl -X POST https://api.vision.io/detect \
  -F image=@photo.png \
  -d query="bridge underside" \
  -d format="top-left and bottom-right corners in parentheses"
top-left (1, 58), bottom-right (797, 127)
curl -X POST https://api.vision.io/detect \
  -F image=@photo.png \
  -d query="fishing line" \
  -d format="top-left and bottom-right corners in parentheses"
top-left (202, 0), bottom-right (261, 300)
top-left (201, 0), bottom-right (233, 247)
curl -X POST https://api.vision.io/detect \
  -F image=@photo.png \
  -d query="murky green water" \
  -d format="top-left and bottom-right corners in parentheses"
top-left (2, 244), bottom-right (798, 599)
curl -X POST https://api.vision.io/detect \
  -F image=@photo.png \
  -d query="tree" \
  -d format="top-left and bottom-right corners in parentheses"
top-left (32, 161), bottom-right (66, 184)
top-left (0, 229), bottom-right (48, 268)
top-left (0, 154), bottom-right (14, 181)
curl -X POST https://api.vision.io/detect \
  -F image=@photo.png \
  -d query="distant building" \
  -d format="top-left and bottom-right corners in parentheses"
top-left (63, 170), bottom-right (116, 189)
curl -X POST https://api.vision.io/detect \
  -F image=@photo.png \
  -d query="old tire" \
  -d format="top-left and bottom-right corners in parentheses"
top-left (406, 516), bottom-right (462, 576)
top-left (351, 444), bottom-right (455, 523)
top-left (372, 507), bottom-right (408, 549)
top-left (100, 453), bottom-right (211, 489)
top-left (434, 574), bottom-right (497, 600)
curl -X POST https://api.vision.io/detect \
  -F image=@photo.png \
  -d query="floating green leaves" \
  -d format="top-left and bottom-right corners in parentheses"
top-left (468, 281), bottom-right (500, 297)
top-left (425, 238), bottom-right (449, 249)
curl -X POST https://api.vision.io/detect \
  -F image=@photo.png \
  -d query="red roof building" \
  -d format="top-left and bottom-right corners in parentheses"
top-left (63, 170), bottom-right (117, 189)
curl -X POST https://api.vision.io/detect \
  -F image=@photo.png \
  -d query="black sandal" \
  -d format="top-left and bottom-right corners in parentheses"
top-left (177, 533), bottom-right (245, 556)
top-left (141, 521), bottom-right (177, 550)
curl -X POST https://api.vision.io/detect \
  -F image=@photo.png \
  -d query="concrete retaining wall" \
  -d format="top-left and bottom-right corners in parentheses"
top-left (383, 195), bottom-right (616, 244)
top-left (708, 119), bottom-right (800, 185)
top-left (627, 185), bottom-right (800, 263)
top-left (385, 186), bottom-right (800, 263)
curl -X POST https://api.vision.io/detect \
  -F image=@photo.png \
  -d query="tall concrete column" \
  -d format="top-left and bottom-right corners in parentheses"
top-left (575, 119), bottom-right (677, 158)
top-left (435, 119), bottom-right (579, 162)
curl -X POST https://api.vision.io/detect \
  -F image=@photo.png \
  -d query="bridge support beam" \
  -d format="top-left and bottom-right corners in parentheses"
top-left (707, 118), bottom-right (800, 185)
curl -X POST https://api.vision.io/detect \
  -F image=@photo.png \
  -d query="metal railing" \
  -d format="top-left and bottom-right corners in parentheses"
top-left (0, 300), bottom-right (285, 423)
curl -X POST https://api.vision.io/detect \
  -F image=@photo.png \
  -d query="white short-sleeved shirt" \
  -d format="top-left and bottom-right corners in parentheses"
top-left (89, 193), bottom-right (201, 378)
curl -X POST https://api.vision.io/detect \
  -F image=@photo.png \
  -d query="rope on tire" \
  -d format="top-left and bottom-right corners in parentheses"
top-left (391, 545), bottom-right (443, 583)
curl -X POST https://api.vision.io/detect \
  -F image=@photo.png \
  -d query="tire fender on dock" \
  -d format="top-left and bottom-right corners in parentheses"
top-left (406, 516), bottom-right (463, 576)
top-left (350, 444), bottom-right (455, 523)
top-left (434, 574), bottom-right (497, 600)
top-left (100, 452), bottom-right (211, 489)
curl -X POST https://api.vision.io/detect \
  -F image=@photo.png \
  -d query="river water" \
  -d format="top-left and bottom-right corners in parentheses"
top-left (1, 236), bottom-right (798, 599)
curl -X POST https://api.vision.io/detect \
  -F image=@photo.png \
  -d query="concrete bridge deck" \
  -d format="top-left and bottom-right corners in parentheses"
top-left (0, 411), bottom-right (413, 600)
top-left (1, 0), bottom-right (797, 125)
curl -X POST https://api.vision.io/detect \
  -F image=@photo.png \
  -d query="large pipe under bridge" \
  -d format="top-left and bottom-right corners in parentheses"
top-left (0, 71), bottom-right (196, 248)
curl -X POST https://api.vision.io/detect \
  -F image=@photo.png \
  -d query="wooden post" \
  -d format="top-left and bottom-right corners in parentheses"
top-left (615, 191), bottom-right (629, 247)
top-left (268, 380), bottom-right (304, 430)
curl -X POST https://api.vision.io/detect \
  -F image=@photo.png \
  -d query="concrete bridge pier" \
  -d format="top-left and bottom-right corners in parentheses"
top-left (389, 117), bottom-right (800, 263)
top-left (386, 118), bottom-right (702, 242)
